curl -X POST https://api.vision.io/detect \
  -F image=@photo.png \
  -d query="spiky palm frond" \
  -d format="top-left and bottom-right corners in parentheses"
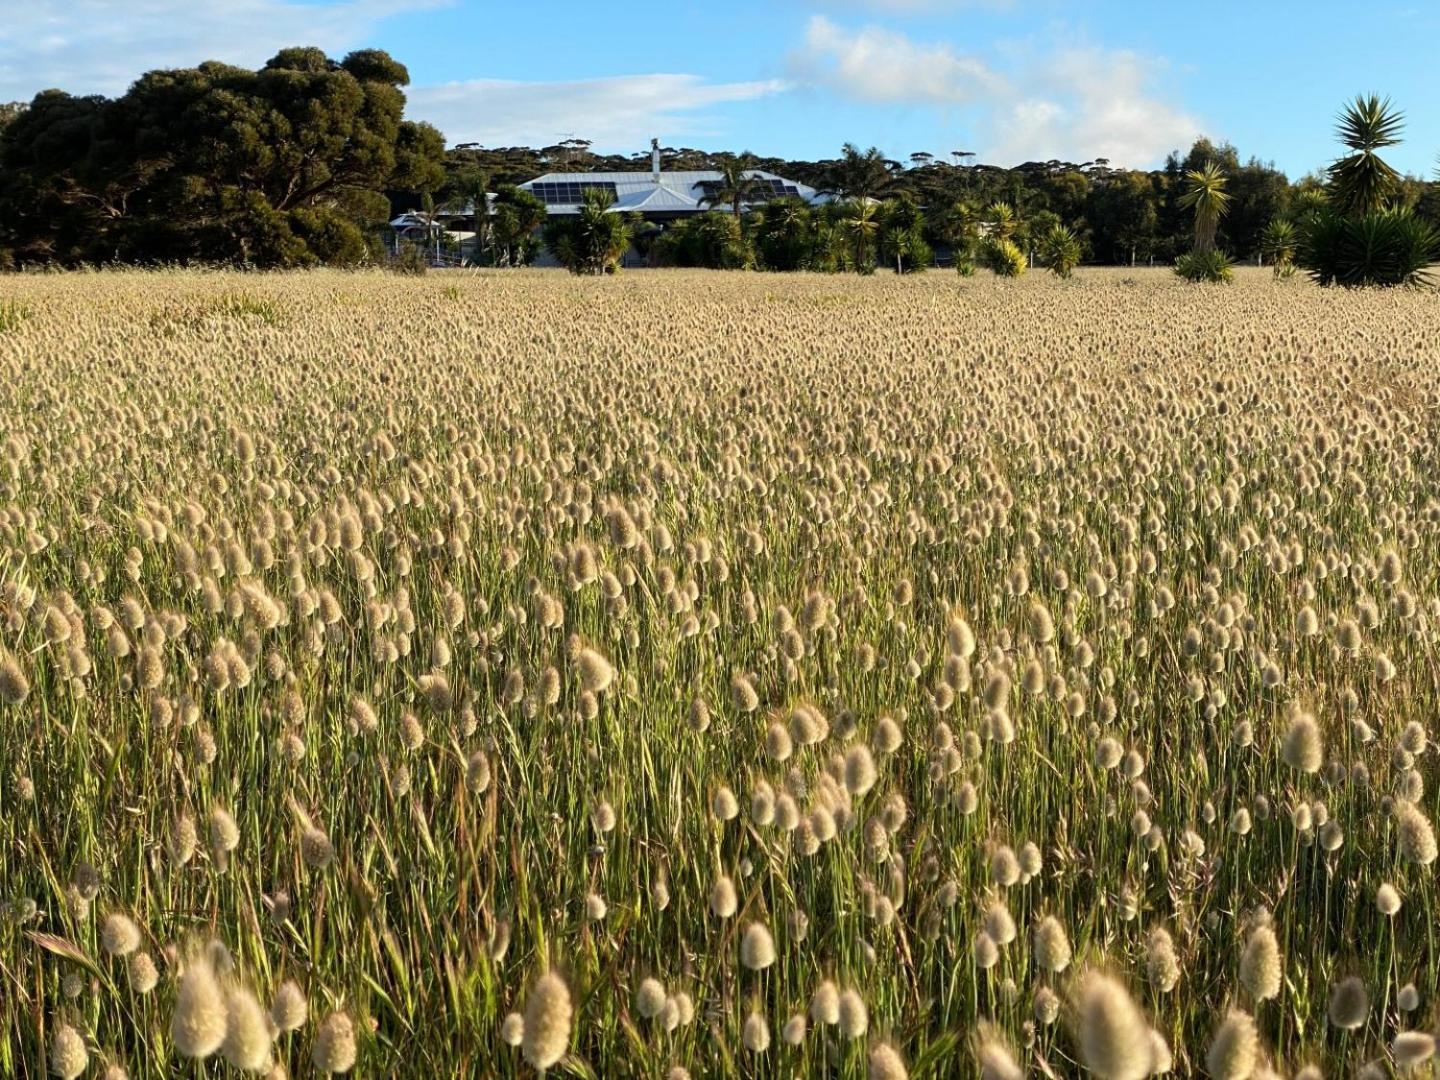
top-left (1299, 207), bottom-right (1438, 288)
top-left (1328, 95), bottom-right (1404, 215)
top-left (1178, 163), bottom-right (1231, 253)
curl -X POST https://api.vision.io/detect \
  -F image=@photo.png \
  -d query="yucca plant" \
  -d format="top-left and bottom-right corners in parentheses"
top-left (1175, 249), bottom-right (1234, 283)
top-left (1328, 95), bottom-right (1403, 216)
top-left (981, 237), bottom-right (1026, 278)
top-left (1039, 225), bottom-right (1082, 279)
top-left (1178, 163), bottom-right (1231, 254)
top-left (1259, 219), bottom-right (1298, 278)
top-left (1298, 95), bottom-right (1439, 287)
top-left (1299, 208), bottom-right (1437, 287)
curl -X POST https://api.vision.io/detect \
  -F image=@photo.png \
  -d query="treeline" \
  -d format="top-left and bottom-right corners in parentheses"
top-left (3, 46), bottom-right (1439, 272)
top-left (0, 49), bottom-right (445, 268)
top-left (440, 139), bottom-right (1440, 268)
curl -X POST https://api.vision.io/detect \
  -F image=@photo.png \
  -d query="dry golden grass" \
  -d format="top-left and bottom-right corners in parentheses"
top-left (2, 266), bottom-right (1440, 1078)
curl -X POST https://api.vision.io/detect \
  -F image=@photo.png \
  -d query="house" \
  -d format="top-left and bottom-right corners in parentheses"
top-left (519, 141), bottom-right (826, 221)
top-left (387, 197), bottom-right (495, 263)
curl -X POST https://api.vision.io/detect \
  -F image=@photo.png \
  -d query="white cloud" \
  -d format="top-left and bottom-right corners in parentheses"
top-left (0, 0), bottom-right (444, 100)
top-left (987, 48), bottom-right (1201, 165)
top-left (792, 16), bottom-right (1007, 105)
top-left (789, 17), bottom-right (1201, 167)
top-left (407, 75), bottom-right (789, 149)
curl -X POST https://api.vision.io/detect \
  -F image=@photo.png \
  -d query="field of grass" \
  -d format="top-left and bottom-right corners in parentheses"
top-left (2, 267), bottom-right (1440, 1078)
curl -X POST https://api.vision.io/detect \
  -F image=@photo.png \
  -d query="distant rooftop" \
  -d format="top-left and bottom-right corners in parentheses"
top-left (519, 169), bottom-right (826, 215)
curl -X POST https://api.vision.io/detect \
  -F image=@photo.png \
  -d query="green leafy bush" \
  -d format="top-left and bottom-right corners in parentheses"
top-left (1174, 249), bottom-right (1234, 283)
top-left (981, 239), bottom-right (1026, 278)
top-left (1039, 225), bottom-right (1081, 279)
top-left (1299, 208), bottom-right (1437, 287)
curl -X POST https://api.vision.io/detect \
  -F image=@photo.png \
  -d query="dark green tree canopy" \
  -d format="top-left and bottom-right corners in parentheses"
top-left (0, 48), bottom-right (444, 267)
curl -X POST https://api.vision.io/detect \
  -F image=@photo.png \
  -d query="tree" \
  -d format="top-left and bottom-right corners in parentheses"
top-left (1178, 162), bottom-right (1231, 253)
top-left (1259, 219), bottom-right (1297, 277)
top-left (543, 187), bottom-right (632, 274)
top-left (830, 144), bottom-right (896, 201)
top-left (985, 201), bottom-right (1018, 242)
top-left (752, 198), bottom-right (816, 272)
top-left (877, 194), bottom-right (930, 274)
top-left (701, 156), bottom-right (767, 218)
top-left (440, 166), bottom-right (491, 264)
top-left (0, 48), bottom-right (444, 266)
top-left (842, 200), bottom-right (880, 274)
top-left (1039, 225), bottom-right (1081, 279)
top-left (489, 185), bottom-right (546, 266)
top-left (1298, 94), bottom-right (1439, 287)
top-left (935, 199), bottom-right (982, 275)
top-left (1086, 170), bottom-right (1158, 265)
top-left (656, 212), bottom-right (750, 269)
top-left (1328, 95), bottom-right (1403, 216)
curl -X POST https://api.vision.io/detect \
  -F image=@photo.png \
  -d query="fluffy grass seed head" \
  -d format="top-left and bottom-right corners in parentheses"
top-left (1239, 924), bottom-right (1282, 1001)
top-left (312, 1011), bottom-right (357, 1074)
top-left (811, 980), bottom-right (840, 1025)
top-left (1396, 800), bottom-right (1437, 864)
top-left (711, 875), bottom-right (738, 918)
top-left (1073, 971), bottom-right (1153, 1080)
top-left (869, 1041), bottom-right (908, 1080)
top-left (1206, 1009), bottom-right (1259, 1080)
top-left (636, 977), bottom-right (666, 1019)
top-left (101, 912), bottom-right (142, 957)
top-left (270, 980), bottom-right (307, 1032)
top-left (522, 971), bottom-right (572, 1071)
top-left (50, 1021), bottom-right (89, 1080)
top-left (170, 947), bottom-right (228, 1059)
top-left (1032, 915), bottom-right (1072, 972)
top-left (740, 922), bottom-right (776, 970)
top-left (838, 988), bottom-right (868, 1039)
top-left (1281, 711), bottom-right (1323, 773)
top-left (221, 983), bottom-right (274, 1072)
top-left (743, 1011), bottom-right (770, 1053)
top-left (1327, 975), bottom-right (1368, 1029)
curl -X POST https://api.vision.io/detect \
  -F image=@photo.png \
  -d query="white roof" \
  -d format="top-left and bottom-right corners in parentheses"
top-left (520, 169), bottom-right (825, 215)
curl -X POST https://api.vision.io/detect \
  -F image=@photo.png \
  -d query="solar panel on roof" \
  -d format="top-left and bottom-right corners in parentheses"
top-left (530, 181), bottom-right (617, 205)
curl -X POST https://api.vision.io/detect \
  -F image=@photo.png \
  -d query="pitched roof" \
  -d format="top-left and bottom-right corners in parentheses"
top-left (520, 169), bottom-right (825, 214)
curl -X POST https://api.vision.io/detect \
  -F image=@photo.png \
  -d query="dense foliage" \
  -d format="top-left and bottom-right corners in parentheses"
top-left (1297, 97), bottom-right (1440, 287)
top-left (0, 49), bottom-right (444, 267)
top-left (541, 188), bottom-right (635, 274)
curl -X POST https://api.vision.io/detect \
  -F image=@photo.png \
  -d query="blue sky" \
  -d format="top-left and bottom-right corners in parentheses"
top-left (4, 1), bottom-right (1439, 177)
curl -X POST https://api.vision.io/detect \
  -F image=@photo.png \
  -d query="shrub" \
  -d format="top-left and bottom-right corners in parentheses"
top-left (1174, 249), bottom-right (1234, 283)
top-left (392, 246), bottom-right (428, 276)
top-left (1039, 225), bottom-right (1082, 279)
top-left (981, 239), bottom-right (1026, 278)
top-left (1299, 208), bottom-right (1438, 288)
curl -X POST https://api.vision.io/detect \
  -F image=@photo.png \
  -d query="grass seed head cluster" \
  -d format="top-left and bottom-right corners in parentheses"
top-left (1, 266), bottom-right (1439, 1075)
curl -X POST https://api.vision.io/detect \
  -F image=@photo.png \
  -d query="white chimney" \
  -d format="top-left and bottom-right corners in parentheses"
top-left (651, 138), bottom-right (661, 182)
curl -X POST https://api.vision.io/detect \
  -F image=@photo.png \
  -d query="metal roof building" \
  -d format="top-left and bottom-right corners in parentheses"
top-left (519, 144), bottom-right (826, 218)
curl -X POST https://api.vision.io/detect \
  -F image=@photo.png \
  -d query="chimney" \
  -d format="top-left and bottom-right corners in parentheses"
top-left (651, 138), bottom-right (661, 182)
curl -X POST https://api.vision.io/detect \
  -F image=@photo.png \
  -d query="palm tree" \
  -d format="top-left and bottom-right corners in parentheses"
top-left (702, 156), bottom-right (767, 218)
top-left (844, 200), bottom-right (880, 273)
top-left (832, 144), bottom-right (895, 201)
top-left (543, 188), bottom-right (632, 274)
top-left (1328, 95), bottom-right (1403, 215)
top-left (441, 168), bottom-right (490, 265)
top-left (985, 202), bottom-right (1018, 242)
top-left (1259, 219), bottom-right (1297, 277)
top-left (1178, 162), bottom-right (1231, 253)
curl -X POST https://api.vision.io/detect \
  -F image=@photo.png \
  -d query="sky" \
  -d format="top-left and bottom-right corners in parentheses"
top-left (3, 1), bottom-right (1439, 177)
